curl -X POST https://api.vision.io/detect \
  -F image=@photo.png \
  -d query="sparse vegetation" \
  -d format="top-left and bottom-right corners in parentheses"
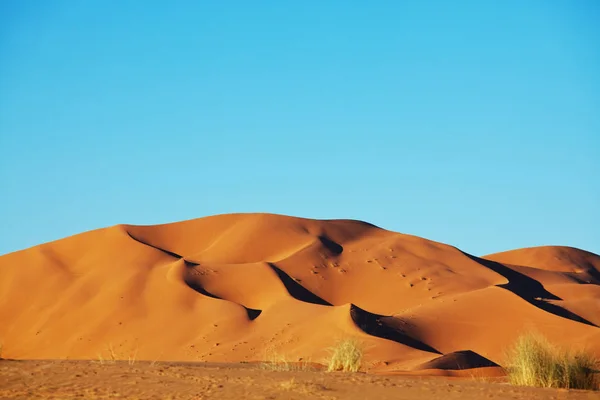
top-left (326, 339), bottom-right (362, 372)
top-left (97, 343), bottom-right (117, 365)
top-left (150, 353), bottom-right (162, 366)
top-left (505, 333), bottom-right (598, 390)
top-left (260, 346), bottom-right (313, 372)
top-left (468, 370), bottom-right (493, 383)
top-left (277, 378), bottom-right (329, 395)
top-left (96, 343), bottom-right (138, 365)
top-left (128, 349), bottom-right (138, 365)
top-left (279, 378), bottom-right (297, 390)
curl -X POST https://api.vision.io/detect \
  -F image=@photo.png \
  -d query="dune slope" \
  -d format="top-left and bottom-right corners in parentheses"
top-left (0, 213), bottom-right (598, 372)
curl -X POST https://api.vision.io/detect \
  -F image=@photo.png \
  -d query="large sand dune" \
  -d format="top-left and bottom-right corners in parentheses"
top-left (1, 213), bottom-right (598, 373)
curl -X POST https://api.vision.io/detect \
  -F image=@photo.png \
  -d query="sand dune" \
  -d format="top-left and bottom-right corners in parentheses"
top-left (0, 213), bottom-right (598, 373)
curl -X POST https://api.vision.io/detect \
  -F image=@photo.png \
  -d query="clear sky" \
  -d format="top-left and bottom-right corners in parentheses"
top-left (1, 1), bottom-right (599, 257)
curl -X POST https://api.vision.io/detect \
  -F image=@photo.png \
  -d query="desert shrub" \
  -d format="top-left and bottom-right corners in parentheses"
top-left (326, 339), bottom-right (362, 372)
top-left (505, 333), bottom-right (597, 390)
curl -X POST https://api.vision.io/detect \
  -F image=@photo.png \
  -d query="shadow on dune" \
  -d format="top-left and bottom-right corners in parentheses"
top-left (414, 350), bottom-right (498, 370)
top-left (566, 269), bottom-right (600, 285)
top-left (180, 261), bottom-right (262, 321)
top-left (126, 229), bottom-right (327, 316)
top-left (318, 235), bottom-right (343, 255)
top-left (126, 229), bottom-right (264, 319)
top-left (585, 267), bottom-right (600, 284)
top-left (464, 252), bottom-right (597, 327)
top-left (350, 305), bottom-right (441, 354)
top-left (125, 230), bottom-right (183, 259)
top-left (127, 229), bottom-right (266, 319)
top-left (267, 263), bottom-right (332, 306)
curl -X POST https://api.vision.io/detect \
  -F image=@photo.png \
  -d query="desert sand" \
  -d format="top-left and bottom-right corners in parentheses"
top-left (0, 213), bottom-right (598, 397)
top-left (2, 359), bottom-right (599, 400)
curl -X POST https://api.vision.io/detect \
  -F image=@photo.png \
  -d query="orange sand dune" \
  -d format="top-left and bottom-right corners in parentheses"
top-left (0, 213), bottom-right (598, 373)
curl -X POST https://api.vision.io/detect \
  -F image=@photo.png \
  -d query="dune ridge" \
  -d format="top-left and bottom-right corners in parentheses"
top-left (0, 213), bottom-right (598, 373)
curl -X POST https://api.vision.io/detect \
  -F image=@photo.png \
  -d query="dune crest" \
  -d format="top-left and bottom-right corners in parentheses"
top-left (0, 213), bottom-right (598, 372)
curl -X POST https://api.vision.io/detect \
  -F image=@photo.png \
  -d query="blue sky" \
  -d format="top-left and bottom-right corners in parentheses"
top-left (1, 1), bottom-right (598, 256)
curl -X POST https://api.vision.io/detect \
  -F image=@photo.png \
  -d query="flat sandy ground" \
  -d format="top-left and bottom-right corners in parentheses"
top-left (0, 360), bottom-right (598, 400)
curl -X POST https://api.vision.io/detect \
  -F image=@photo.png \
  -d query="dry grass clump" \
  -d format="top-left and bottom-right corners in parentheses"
top-left (505, 333), bottom-right (598, 390)
top-left (326, 339), bottom-right (362, 372)
top-left (97, 343), bottom-right (138, 366)
top-left (260, 346), bottom-right (312, 372)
